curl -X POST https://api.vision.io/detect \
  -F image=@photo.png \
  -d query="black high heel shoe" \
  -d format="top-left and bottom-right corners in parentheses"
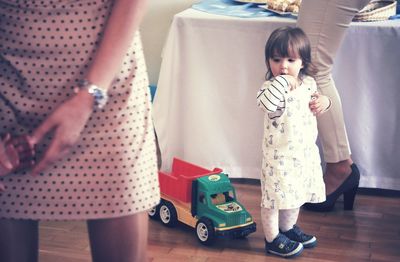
top-left (303, 164), bottom-right (360, 212)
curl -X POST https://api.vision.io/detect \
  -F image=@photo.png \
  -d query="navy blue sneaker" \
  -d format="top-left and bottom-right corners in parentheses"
top-left (265, 233), bottom-right (304, 258)
top-left (281, 225), bottom-right (317, 248)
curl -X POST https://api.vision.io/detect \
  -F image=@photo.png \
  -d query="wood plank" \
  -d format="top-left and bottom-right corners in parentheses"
top-left (36, 182), bottom-right (400, 261)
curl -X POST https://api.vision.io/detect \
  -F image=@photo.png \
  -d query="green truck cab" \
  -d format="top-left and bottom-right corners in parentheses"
top-left (149, 158), bottom-right (256, 245)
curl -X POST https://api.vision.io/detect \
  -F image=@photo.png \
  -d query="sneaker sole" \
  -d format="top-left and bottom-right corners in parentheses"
top-left (302, 237), bottom-right (317, 248)
top-left (267, 244), bottom-right (304, 258)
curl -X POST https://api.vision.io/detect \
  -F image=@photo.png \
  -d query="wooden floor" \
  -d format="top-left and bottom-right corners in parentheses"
top-left (38, 181), bottom-right (400, 262)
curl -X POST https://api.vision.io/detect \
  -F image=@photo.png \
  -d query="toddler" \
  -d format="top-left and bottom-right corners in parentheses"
top-left (256, 26), bottom-right (331, 258)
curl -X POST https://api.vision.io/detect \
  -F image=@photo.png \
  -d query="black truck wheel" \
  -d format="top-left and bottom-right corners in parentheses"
top-left (159, 201), bottom-right (178, 227)
top-left (196, 218), bottom-right (215, 246)
top-left (148, 205), bottom-right (159, 220)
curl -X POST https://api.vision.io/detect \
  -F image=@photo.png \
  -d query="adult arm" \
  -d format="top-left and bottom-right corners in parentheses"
top-left (30, 0), bottom-right (148, 176)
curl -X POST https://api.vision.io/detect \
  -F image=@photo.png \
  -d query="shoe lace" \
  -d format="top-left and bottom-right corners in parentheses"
top-left (291, 225), bottom-right (308, 241)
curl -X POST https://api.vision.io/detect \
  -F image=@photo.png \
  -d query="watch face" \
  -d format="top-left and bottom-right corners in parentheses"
top-left (88, 85), bottom-right (108, 109)
top-left (78, 80), bottom-right (108, 109)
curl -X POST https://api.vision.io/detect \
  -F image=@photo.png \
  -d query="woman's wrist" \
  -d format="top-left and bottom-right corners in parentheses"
top-left (73, 80), bottom-right (109, 109)
top-left (73, 88), bottom-right (96, 111)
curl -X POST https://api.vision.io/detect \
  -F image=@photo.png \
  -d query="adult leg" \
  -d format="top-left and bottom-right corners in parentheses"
top-left (87, 212), bottom-right (149, 262)
top-left (0, 219), bottom-right (39, 262)
top-left (297, 0), bottom-right (370, 195)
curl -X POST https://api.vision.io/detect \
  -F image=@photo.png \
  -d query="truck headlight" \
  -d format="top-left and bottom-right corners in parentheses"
top-left (246, 217), bottom-right (252, 222)
top-left (219, 223), bottom-right (226, 227)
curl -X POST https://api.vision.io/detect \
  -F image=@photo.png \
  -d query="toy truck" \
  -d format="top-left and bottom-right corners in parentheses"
top-left (149, 158), bottom-right (256, 245)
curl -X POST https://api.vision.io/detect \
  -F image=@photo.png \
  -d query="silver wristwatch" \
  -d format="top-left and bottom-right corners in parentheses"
top-left (77, 79), bottom-right (108, 109)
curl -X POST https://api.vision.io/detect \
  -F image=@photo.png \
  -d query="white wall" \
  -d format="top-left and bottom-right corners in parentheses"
top-left (141, 0), bottom-right (198, 86)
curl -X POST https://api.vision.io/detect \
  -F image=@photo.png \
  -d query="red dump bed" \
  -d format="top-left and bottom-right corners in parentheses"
top-left (159, 158), bottom-right (222, 202)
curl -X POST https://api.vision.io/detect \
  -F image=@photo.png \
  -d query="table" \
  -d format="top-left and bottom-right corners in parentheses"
top-left (153, 8), bottom-right (400, 190)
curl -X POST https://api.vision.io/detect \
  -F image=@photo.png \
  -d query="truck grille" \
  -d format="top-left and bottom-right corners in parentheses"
top-left (227, 213), bottom-right (246, 225)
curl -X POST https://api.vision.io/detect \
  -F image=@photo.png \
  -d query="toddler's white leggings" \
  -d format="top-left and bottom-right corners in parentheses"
top-left (261, 207), bottom-right (300, 242)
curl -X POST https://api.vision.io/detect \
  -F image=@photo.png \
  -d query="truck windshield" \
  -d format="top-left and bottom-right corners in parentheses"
top-left (210, 191), bottom-right (235, 205)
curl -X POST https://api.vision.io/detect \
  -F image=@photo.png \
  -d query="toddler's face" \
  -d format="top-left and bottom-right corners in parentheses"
top-left (268, 54), bottom-right (303, 79)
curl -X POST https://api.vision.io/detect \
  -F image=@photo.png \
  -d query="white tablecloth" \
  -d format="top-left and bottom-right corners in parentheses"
top-left (153, 8), bottom-right (400, 190)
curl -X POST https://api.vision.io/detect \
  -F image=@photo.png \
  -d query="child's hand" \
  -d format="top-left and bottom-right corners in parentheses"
top-left (280, 75), bottom-right (300, 91)
top-left (309, 92), bottom-right (332, 116)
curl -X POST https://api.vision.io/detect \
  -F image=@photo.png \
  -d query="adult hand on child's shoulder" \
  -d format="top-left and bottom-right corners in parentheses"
top-left (309, 92), bottom-right (332, 116)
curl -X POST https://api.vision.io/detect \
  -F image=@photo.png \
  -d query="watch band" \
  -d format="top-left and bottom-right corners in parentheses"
top-left (76, 79), bottom-right (108, 109)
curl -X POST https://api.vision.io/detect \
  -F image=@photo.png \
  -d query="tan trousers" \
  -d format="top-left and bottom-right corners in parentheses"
top-left (296, 0), bottom-right (370, 163)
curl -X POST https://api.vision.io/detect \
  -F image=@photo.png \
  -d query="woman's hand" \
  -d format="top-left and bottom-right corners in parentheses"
top-left (0, 134), bottom-right (20, 177)
top-left (29, 90), bottom-right (94, 176)
top-left (309, 92), bottom-right (332, 116)
top-left (1, 134), bottom-right (20, 192)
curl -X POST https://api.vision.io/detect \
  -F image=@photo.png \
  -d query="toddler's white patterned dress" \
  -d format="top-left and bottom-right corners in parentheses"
top-left (257, 76), bottom-right (325, 209)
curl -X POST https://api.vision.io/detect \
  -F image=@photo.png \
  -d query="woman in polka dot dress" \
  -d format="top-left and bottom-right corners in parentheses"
top-left (0, 0), bottom-right (160, 261)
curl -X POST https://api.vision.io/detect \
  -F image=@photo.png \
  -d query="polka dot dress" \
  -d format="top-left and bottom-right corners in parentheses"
top-left (0, 0), bottom-right (160, 220)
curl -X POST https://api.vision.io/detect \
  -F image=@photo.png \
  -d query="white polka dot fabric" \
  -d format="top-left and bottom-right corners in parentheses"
top-left (0, 0), bottom-right (160, 220)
